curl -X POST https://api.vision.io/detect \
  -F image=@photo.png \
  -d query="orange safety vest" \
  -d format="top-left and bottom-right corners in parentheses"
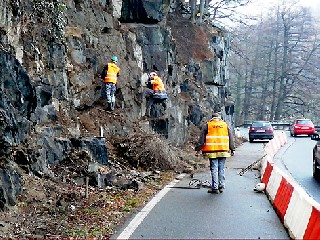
top-left (104, 62), bottom-right (120, 84)
top-left (202, 119), bottom-right (230, 153)
top-left (152, 76), bottom-right (168, 99)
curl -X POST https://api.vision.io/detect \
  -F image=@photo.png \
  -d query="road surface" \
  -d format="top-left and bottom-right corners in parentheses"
top-left (112, 140), bottom-right (289, 239)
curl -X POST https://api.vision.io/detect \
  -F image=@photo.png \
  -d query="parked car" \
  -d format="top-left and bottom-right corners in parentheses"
top-left (290, 119), bottom-right (315, 137)
top-left (310, 133), bottom-right (320, 180)
top-left (248, 121), bottom-right (274, 143)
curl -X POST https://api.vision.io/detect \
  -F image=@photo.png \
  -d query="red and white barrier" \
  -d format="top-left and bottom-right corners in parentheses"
top-left (261, 131), bottom-right (320, 239)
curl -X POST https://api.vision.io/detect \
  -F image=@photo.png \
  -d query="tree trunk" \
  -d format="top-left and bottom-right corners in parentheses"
top-left (275, 12), bottom-right (289, 120)
top-left (235, 75), bottom-right (242, 125)
top-left (198, 0), bottom-right (205, 24)
top-left (190, 0), bottom-right (196, 23)
top-left (270, 8), bottom-right (280, 121)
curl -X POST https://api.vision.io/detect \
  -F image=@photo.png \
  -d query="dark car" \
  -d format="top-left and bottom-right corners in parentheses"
top-left (290, 119), bottom-right (315, 137)
top-left (248, 121), bottom-right (274, 143)
top-left (311, 133), bottom-right (320, 180)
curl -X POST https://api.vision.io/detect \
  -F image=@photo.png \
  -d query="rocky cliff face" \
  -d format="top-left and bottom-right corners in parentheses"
top-left (0, 0), bottom-right (232, 211)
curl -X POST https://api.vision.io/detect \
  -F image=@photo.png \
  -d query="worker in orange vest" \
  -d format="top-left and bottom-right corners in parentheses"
top-left (195, 113), bottom-right (235, 194)
top-left (101, 56), bottom-right (120, 111)
top-left (144, 72), bottom-right (168, 117)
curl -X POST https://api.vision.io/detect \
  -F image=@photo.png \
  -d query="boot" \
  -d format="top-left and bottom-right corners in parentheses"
top-left (110, 101), bottom-right (115, 111)
top-left (106, 102), bottom-right (111, 111)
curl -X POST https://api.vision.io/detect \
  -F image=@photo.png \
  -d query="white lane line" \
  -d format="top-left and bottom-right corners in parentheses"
top-left (116, 173), bottom-right (186, 239)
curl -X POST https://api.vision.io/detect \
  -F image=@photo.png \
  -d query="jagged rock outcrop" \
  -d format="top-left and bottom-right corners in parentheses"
top-left (120, 0), bottom-right (170, 23)
top-left (0, 0), bottom-right (233, 211)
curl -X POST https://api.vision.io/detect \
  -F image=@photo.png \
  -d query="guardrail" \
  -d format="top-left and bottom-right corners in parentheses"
top-left (271, 123), bottom-right (291, 130)
top-left (240, 122), bottom-right (290, 129)
top-left (240, 122), bottom-right (320, 131)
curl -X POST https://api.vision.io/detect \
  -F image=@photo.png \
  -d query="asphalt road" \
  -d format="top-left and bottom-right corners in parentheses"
top-left (112, 140), bottom-right (289, 239)
top-left (274, 132), bottom-right (320, 203)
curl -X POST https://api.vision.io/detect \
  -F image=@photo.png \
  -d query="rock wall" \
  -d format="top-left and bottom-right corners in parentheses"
top-left (0, 0), bottom-right (232, 210)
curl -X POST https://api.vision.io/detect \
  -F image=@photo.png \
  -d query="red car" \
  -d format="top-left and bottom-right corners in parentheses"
top-left (290, 119), bottom-right (315, 137)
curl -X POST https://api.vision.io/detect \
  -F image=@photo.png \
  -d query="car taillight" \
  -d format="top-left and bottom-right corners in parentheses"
top-left (249, 127), bottom-right (253, 133)
top-left (268, 128), bottom-right (273, 133)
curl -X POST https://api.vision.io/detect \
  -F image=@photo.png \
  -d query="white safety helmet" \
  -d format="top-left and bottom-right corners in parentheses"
top-left (254, 182), bottom-right (265, 192)
top-left (149, 72), bottom-right (157, 79)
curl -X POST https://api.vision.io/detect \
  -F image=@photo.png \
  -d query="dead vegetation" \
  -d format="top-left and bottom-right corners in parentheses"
top-left (3, 168), bottom-right (176, 238)
top-left (0, 106), bottom-right (246, 238)
top-left (0, 102), bottom-right (210, 238)
top-left (111, 133), bottom-right (180, 171)
top-left (167, 14), bottom-right (214, 63)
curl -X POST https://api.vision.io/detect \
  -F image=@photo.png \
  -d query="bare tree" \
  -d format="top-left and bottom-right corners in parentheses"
top-left (187, 0), bottom-right (251, 25)
top-left (229, 2), bottom-right (320, 125)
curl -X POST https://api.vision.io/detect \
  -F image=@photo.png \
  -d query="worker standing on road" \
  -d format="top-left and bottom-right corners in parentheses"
top-left (144, 72), bottom-right (168, 117)
top-left (195, 113), bottom-right (235, 194)
top-left (101, 56), bottom-right (120, 111)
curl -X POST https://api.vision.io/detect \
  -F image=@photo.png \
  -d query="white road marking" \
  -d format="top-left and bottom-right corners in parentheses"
top-left (116, 173), bottom-right (186, 239)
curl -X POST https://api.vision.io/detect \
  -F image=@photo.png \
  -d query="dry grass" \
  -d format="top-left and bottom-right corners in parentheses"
top-left (110, 130), bottom-right (182, 171)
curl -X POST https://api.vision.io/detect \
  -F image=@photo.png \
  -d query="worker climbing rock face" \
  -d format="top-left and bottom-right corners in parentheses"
top-left (101, 56), bottom-right (120, 111)
top-left (144, 72), bottom-right (168, 117)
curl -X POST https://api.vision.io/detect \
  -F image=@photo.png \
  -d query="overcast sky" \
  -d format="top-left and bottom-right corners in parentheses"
top-left (217, 0), bottom-right (320, 28)
top-left (292, 0), bottom-right (320, 8)
top-left (238, 0), bottom-right (320, 16)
